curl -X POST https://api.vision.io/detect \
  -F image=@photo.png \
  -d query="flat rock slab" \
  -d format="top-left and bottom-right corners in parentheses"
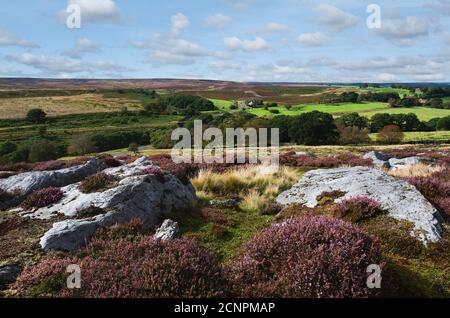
top-left (8, 157), bottom-right (197, 252)
top-left (276, 166), bottom-right (443, 243)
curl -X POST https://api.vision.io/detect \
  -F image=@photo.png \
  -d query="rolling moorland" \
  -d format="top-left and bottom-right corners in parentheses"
top-left (0, 79), bottom-right (449, 298)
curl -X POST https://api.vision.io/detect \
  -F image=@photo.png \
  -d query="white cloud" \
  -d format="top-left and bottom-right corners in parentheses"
top-left (297, 32), bottom-right (330, 47)
top-left (266, 22), bottom-right (289, 32)
top-left (314, 4), bottom-right (358, 31)
top-left (7, 52), bottom-right (131, 74)
top-left (205, 14), bottom-right (232, 28)
top-left (0, 28), bottom-right (36, 47)
top-left (426, 0), bottom-right (450, 15)
top-left (171, 13), bottom-right (190, 34)
top-left (272, 65), bottom-right (306, 74)
top-left (375, 17), bottom-right (430, 46)
top-left (64, 0), bottom-right (121, 23)
top-left (376, 73), bottom-right (398, 82)
top-left (64, 38), bottom-right (100, 58)
top-left (208, 61), bottom-right (241, 70)
top-left (149, 51), bottom-right (195, 66)
top-left (224, 36), bottom-right (269, 52)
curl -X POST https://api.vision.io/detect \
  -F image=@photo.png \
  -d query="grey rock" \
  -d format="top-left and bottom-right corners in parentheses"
top-left (0, 264), bottom-right (21, 289)
top-left (294, 152), bottom-right (317, 158)
top-left (40, 220), bottom-right (97, 252)
top-left (389, 156), bottom-right (436, 171)
top-left (0, 159), bottom-right (107, 210)
top-left (36, 158), bottom-right (196, 252)
top-left (363, 151), bottom-right (390, 168)
top-left (154, 219), bottom-right (180, 241)
top-left (276, 166), bottom-right (443, 243)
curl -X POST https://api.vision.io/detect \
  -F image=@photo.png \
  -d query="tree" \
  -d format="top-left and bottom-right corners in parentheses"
top-left (377, 125), bottom-right (404, 144)
top-left (437, 116), bottom-right (450, 131)
top-left (430, 98), bottom-right (443, 109)
top-left (28, 140), bottom-right (60, 162)
top-left (27, 108), bottom-right (47, 123)
top-left (337, 113), bottom-right (368, 129)
top-left (0, 141), bottom-right (17, 156)
top-left (369, 113), bottom-right (393, 132)
top-left (337, 124), bottom-right (370, 145)
top-left (271, 116), bottom-right (292, 143)
top-left (128, 142), bottom-right (139, 154)
top-left (288, 111), bottom-right (339, 145)
top-left (68, 135), bottom-right (97, 155)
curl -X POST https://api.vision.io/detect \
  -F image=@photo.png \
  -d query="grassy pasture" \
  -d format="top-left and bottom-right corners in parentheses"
top-left (370, 130), bottom-right (450, 142)
top-left (362, 107), bottom-right (450, 121)
top-left (0, 93), bottom-right (144, 119)
top-left (247, 102), bottom-right (389, 117)
top-left (210, 99), bottom-right (234, 110)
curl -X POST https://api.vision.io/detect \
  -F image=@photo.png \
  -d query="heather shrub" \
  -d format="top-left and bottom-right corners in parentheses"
top-left (102, 157), bottom-right (122, 168)
top-left (335, 196), bottom-right (384, 222)
top-left (435, 198), bottom-right (450, 218)
top-left (431, 167), bottom-right (450, 183)
top-left (280, 152), bottom-right (372, 168)
top-left (229, 216), bottom-right (383, 298)
top-left (143, 166), bottom-right (162, 175)
top-left (0, 158), bottom-right (89, 173)
top-left (15, 237), bottom-right (228, 298)
top-left (78, 173), bottom-right (118, 193)
top-left (200, 207), bottom-right (236, 227)
top-left (94, 218), bottom-right (146, 241)
top-left (405, 176), bottom-right (450, 200)
top-left (21, 187), bottom-right (64, 210)
top-left (150, 154), bottom-right (198, 184)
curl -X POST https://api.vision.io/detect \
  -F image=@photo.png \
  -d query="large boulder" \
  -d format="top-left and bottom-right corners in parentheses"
top-left (389, 157), bottom-right (436, 171)
top-left (0, 159), bottom-right (107, 210)
top-left (362, 151), bottom-right (390, 168)
top-left (34, 157), bottom-right (196, 252)
top-left (276, 166), bottom-right (443, 243)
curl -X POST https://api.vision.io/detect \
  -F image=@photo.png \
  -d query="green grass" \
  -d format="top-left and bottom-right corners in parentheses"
top-left (247, 102), bottom-right (389, 117)
top-left (370, 130), bottom-right (450, 142)
top-left (171, 206), bottom-right (274, 263)
top-left (365, 87), bottom-right (413, 98)
top-left (210, 99), bottom-right (234, 110)
top-left (363, 107), bottom-right (450, 121)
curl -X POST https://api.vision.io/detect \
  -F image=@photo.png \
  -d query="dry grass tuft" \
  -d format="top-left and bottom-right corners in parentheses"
top-left (386, 163), bottom-right (444, 178)
top-left (191, 165), bottom-right (301, 213)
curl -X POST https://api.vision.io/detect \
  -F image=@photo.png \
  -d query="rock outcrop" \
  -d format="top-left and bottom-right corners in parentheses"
top-left (154, 219), bottom-right (180, 241)
top-left (362, 151), bottom-right (437, 170)
top-left (276, 166), bottom-right (443, 243)
top-left (2, 157), bottom-right (196, 252)
top-left (0, 159), bottom-right (107, 209)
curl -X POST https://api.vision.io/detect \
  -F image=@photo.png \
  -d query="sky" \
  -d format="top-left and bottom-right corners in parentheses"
top-left (0, 0), bottom-right (449, 82)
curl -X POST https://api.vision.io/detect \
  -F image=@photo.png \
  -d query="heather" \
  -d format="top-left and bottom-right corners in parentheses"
top-left (78, 172), bottom-right (118, 193)
top-left (335, 196), bottom-right (384, 222)
top-left (280, 152), bottom-right (372, 168)
top-left (229, 216), bottom-right (383, 298)
top-left (14, 237), bottom-right (228, 298)
top-left (0, 158), bottom-right (89, 173)
top-left (21, 187), bottom-right (64, 210)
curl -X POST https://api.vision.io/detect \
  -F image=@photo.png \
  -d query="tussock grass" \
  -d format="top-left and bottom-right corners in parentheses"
top-left (386, 163), bottom-right (444, 178)
top-left (191, 165), bottom-right (301, 214)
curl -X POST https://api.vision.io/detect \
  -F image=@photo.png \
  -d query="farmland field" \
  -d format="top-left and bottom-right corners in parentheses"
top-left (0, 93), bottom-right (144, 119)
top-left (247, 102), bottom-right (389, 117)
top-left (369, 130), bottom-right (450, 142)
top-left (362, 107), bottom-right (450, 121)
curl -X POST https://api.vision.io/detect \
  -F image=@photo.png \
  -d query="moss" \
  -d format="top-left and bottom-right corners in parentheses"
top-left (28, 271), bottom-right (66, 298)
top-left (316, 190), bottom-right (346, 206)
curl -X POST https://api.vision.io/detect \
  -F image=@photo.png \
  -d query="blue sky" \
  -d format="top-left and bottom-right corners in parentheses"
top-left (0, 0), bottom-right (449, 82)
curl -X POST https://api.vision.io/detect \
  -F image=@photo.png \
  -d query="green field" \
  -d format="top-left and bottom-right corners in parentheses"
top-left (365, 87), bottom-right (413, 98)
top-left (247, 102), bottom-right (450, 121)
top-left (247, 102), bottom-right (389, 117)
top-left (370, 130), bottom-right (450, 142)
top-left (363, 107), bottom-right (450, 121)
top-left (210, 99), bottom-right (234, 110)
